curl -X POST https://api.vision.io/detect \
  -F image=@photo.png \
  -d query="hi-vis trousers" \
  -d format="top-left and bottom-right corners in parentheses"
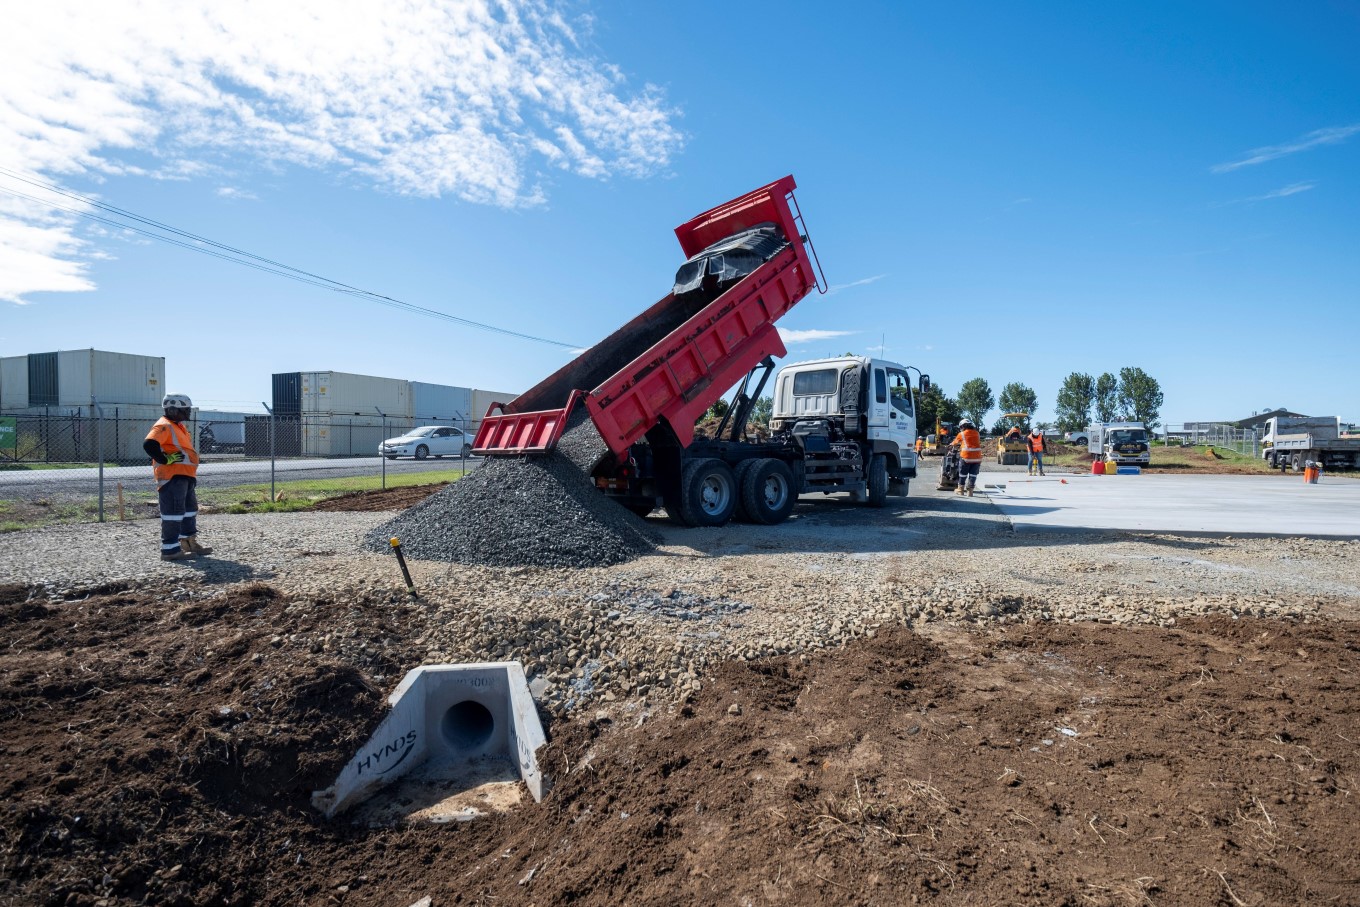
top-left (157, 475), bottom-right (198, 553)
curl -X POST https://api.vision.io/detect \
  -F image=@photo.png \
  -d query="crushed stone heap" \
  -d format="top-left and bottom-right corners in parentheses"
top-left (366, 420), bottom-right (657, 569)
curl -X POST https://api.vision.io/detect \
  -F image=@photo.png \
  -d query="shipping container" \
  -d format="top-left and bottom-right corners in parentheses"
top-left (272, 372), bottom-right (302, 414)
top-left (302, 414), bottom-right (390, 457)
top-left (471, 388), bottom-right (519, 421)
top-left (28, 352), bottom-right (58, 407)
top-left (411, 381), bottom-right (473, 427)
top-left (58, 350), bottom-right (164, 407)
top-left (299, 371), bottom-right (412, 419)
top-left (0, 356), bottom-right (28, 410)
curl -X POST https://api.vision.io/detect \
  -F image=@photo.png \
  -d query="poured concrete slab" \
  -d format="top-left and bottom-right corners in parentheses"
top-left (313, 662), bottom-right (547, 823)
top-left (979, 474), bottom-right (1360, 537)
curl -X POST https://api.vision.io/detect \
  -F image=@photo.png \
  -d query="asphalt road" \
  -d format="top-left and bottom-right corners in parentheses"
top-left (0, 456), bottom-right (475, 497)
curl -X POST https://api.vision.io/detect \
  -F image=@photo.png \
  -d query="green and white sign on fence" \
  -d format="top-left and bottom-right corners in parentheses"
top-left (0, 417), bottom-right (16, 448)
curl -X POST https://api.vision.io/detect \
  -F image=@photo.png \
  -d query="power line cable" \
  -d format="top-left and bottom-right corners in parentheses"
top-left (0, 167), bottom-right (582, 350)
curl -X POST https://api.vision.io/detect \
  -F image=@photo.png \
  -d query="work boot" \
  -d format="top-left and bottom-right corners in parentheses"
top-left (186, 535), bottom-right (213, 556)
top-left (967, 487), bottom-right (975, 497)
top-left (954, 486), bottom-right (965, 496)
top-left (162, 549), bottom-right (193, 562)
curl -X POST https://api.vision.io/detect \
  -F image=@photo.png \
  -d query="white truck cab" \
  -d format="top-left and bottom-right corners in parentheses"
top-left (1089, 421), bottom-right (1151, 466)
top-left (772, 356), bottom-right (922, 494)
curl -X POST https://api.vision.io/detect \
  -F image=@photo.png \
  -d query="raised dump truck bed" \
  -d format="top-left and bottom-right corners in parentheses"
top-left (473, 176), bottom-right (821, 458)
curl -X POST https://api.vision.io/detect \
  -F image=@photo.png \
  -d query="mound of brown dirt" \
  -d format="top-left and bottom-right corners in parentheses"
top-left (3, 583), bottom-right (1358, 907)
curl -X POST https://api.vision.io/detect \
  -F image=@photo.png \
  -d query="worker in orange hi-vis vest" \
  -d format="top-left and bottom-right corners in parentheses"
top-left (143, 394), bottom-right (212, 561)
top-left (951, 418), bottom-right (984, 496)
top-left (915, 436), bottom-right (925, 456)
top-left (1027, 428), bottom-right (1048, 476)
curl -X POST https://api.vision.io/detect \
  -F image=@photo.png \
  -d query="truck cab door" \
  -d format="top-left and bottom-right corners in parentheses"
top-left (885, 367), bottom-right (918, 468)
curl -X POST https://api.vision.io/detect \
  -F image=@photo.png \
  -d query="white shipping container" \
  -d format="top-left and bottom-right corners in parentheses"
top-left (300, 371), bottom-right (412, 419)
top-left (411, 381), bottom-right (473, 427)
top-left (57, 349), bottom-right (165, 407)
top-left (470, 388), bottom-right (519, 420)
top-left (302, 414), bottom-right (390, 457)
top-left (107, 404), bottom-right (169, 463)
top-left (0, 356), bottom-right (28, 410)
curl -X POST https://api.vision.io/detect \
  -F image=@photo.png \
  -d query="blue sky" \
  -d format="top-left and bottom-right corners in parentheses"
top-left (2, 0), bottom-right (1357, 426)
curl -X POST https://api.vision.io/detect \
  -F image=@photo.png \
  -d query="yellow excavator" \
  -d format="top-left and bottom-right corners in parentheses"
top-left (996, 412), bottom-right (1030, 465)
top-left (927, 417), bottom-right (956, 456)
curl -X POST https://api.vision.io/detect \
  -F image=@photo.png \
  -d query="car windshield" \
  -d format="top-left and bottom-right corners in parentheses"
top-left (405, 427), bottom-right (439, 437)
top-left (1110, 429), bottom-right (1147, 444)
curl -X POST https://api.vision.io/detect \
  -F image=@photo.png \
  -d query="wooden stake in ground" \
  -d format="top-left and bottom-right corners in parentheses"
top-left (117, 482), bottom-right (125, 521)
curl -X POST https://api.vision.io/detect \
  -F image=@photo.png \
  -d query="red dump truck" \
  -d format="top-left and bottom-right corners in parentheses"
top-left (473, 176), bottom-right (929, 526)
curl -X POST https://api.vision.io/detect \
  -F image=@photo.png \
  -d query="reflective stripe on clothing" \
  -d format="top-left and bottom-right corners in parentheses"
top-left (146, 417), bottom-right (199, 485)
top-left (953, 428), bottom-right (984, 462)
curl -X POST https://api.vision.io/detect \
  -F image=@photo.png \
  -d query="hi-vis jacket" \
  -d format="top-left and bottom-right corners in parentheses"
top-left (146, 417), bottom-right (199, 485)
top-left (952, 428), bottom-right (983, 462)
top-left (1028, 433), bottom-right (1047, 453)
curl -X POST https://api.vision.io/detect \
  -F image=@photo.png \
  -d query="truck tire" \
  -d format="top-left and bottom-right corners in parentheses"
top-left (1291, 453), bottom-right (1303, 472)
top-left (676, 458), bottom-right (737, 527)
top-left (739, 458), bottom-right (795, 525)
top-left (866, 454), bottom-right (888, 507)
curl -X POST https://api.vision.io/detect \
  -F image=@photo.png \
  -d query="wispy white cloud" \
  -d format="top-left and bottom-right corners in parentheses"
top-left (1212, 181), bottom-right (1317, 208)
top-left (778, 328), bottom-right (856, 345)
top-left (216, 186), bottom-right (258, 201)
top-left (826, 274), bottom-right (886, 295)
top-left (0, 0), bottom-right (684, 304)
top-left (1211, 124), bottom-right (1360, 173)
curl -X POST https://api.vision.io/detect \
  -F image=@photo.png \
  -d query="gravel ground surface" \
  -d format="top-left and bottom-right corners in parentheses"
top-left (3, 465), bottom-right (1356, 720)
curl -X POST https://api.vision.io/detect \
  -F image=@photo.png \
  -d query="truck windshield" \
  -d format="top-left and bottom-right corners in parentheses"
top-left (1109, 429), bottom-right (1147, 444)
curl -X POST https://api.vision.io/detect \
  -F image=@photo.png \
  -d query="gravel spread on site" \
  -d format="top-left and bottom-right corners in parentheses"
top-left (3, 470), bottom-right (1357, 719)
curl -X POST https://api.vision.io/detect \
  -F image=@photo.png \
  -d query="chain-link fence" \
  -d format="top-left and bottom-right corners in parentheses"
top-left (0, 408), bottom-right (478, 531)
top-left (1161, 422), bottom-right (1262, 458)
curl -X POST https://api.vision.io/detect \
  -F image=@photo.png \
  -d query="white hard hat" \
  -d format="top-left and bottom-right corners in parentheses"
top-left (959, 418), bottom-right (974, 428)
top-left (163, 393), bottom-right (193, 409)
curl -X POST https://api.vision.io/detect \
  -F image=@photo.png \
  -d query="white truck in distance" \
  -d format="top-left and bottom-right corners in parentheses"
top-left (1262, 416), bottom-right (1360, 471)
top-left (1088, 422), bottom-right (1151, 467)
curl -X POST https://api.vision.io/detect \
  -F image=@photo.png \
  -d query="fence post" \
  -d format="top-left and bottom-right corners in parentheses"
top-left (95, 401), bottom-right (106, 522)
top-left (375, 408), bottom-right (387, 490)
top-left (262, 402), bottom-right (275, 502)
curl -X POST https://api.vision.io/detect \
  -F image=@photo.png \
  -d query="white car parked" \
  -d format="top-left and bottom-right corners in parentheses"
top-left (379, 425), bottom-right (472, 460)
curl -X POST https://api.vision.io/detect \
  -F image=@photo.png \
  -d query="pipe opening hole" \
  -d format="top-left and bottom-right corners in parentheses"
top-left (441, 700), bottom-right (494, 751)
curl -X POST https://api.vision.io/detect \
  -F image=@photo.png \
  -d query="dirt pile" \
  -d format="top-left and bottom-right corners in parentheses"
top-left (3, 580), bottom-right (1358, 906)
top-left (365, 419), bottom-right (655, 569)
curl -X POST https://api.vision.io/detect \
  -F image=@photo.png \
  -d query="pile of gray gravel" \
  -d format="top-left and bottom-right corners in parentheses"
top-left (366, 418), bottom-right (657, 568)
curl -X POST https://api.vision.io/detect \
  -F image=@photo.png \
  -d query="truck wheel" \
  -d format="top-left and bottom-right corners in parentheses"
top-left (866, 454), bottom-right (888, 507)
top-left (677, 458), bottom-right (737, 527)
top-left (739, 458), bottom-right (795, 525)
top-left (1291, 453), bottom-right (1302, 472)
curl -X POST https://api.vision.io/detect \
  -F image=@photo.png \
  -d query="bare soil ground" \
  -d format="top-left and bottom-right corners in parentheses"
top-left (311, 483), bottom-right (450, 512)
top-left (3, 580), bottom-right (1357, 907)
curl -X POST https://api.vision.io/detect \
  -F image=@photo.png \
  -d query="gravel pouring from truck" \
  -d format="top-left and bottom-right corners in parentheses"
top-left (472, 176), bottom-right (929, 527)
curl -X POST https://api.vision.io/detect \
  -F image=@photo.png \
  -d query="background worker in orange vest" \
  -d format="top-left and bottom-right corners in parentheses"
top-left (951, 418), bottom-right (984, 496)
top-left (915, 435), bottom-right (925, 456)
top-left (143, 394), bottom-right (212, 561)
top-left (1027, 428), bottom-right (1048, 476)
